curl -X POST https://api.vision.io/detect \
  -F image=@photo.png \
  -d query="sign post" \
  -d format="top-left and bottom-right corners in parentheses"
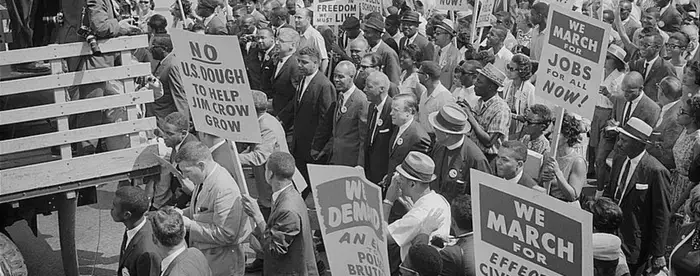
top-left (308, 164), bottom-right (391, 276)
top-left (470, 169), bottom-right (594, 276)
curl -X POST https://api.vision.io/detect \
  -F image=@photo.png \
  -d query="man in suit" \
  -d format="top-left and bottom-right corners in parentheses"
top-left (147, 35), bottom-right (189, 122)
top-left (595, 72), bottom-right (661, 194)
top-left (363, 12), bottom-right (401, 55)
top-left (656, 0), bottom-right (682, 32)
top-left (387, 94), bottom-right (431, 181)
top-left (339, 16), bottom-right (365, 59)
top-left (432, 18), bottom-right (463, 90)
top-left (154, 112), bottom-right (199, 210)
top-left (112, 186), bottom-right (161, 276)
top-left (619, 0), bottom-right (642, 39)
top-left (385, 15), bottom-right (404, 50)
top-left (399, 11), bottom-right (435, 61)
top-left (150, 207), bottom-right (212, 276)
top-left (197, 0), bottom-right (228, 35)
top-left (243, 27), bottom-right (274, 92)
top-left (355, 53), bottom-right (401, 96)
top-left (496, 140), bottom-right (539, 189)
top-left (430, 103), bottom-right (491, 201)
top-left (269, 6), bottom-right (293, 34)
top-left (318, 61), bottom-right (369, 166)
top-left (439, 195), bottom-right (476, 276)
top-left (364, 72), bottom-right (396, 184)
top-left (256, 29), bottom-right (277, 96)
top-left (271, 28), bottom-right (301, 117)
top-left (362, 17), bottom-right (401, 84)
top-left (648, 76), bottom-right (684, 170)
top-left (176, 142), bottom-right (252, 276)
top-left (241, 152), bottom-right (319, 275)
top-left (278, 46), bottom-right (336, 186)
top-left (603, 118), bottom-right (671, 275)
top-left (629, 31), bottom-right (676, 101)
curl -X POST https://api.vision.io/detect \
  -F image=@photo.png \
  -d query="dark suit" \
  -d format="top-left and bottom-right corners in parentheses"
top-left (604, 153), bottom-right (671, 267)
top-left (629, 57), bottom-right (677, 101)
top-left (118, 221), bottom-right (162, 276)
top-left (156, 133), bottom-right (199, 209)
top-left (647, 101), bottom-right (683, 170)
top-left (259, 187), bottom-right (319, 275)
top-left (382, 33), bottom-right (401, 57)
top-left (439, 234), bottom-right (476, 276)
top-left (150, 53), bottom-right (189, 122)
top-left (272, 56), bottom-right (300, 117)
top-left (399, 33), bottom-right (435, 62)
top-left (326, 87), bottom-right (370, 167)
top-left (260, 50), bottom-right (276, 97)
top-left (278, 71), bottom-right (336, 181)
top-left (364, 96), bottom-right (395, 184)
top-left (387, 119), bottom-right (431, 178)
top-left (205, 15), bottom-right (228, 35)
top-left (659, 4), bottom-right (682, 33)
top-left (161, 248), bottom-right (212, 276)
top-left (244, 45), bottom-right (265, 91)
top-left (431, 138), bottom-right (492, 201)
top-left (373, 41), bottom-right (401, 84)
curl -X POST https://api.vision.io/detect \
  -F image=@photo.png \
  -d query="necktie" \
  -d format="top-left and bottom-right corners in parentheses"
top-left (622, 102), bottom-right (633, 124)
top-left (369, 107), bottom-right (378, 144)
top-left (336, 95), bottom-right (345, 119)
top-left (614, 159), bottom-right (632, 204)
top-left (642, 61), bottom-right (650, 79)
top-left (192, 183), bottom-right (204, 213)
top-left (119, 231), bottom-right (127, 258)
top-left (297, 77), bottom-right (306, 102)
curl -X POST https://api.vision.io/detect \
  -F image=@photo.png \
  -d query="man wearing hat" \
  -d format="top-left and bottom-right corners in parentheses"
top-left (466, 63), bottom-right (511, 167)
top-left (433, 18), bottom-right (462, 90)
top-left (385, 14), bottom-right (404, 49)
top-left (340, 16), bottom-right (364, 57)
top-left (363, 17), bottom-right (401, 84)
top-left (603, 117), bottom-right (671, 275)
top-left (295, 8), bottom-right (329, 74)
top-left (383, 151), bottom-right (452, 274)
top-left (399, 11), bottom-right (435, 62)
top-left (429, 103), bottom-right (491, 201)
top-left (197, 0), bottom-right (228, 35)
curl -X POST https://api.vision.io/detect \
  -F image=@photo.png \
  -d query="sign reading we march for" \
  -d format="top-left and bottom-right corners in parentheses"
top-left (170, 29), bottom-right (260, 143)
top-left (470, 170), bottom-right (593, 276)
top-left (534, 5), bottom-right (609, 120)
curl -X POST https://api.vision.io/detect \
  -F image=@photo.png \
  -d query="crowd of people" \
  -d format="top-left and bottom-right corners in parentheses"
top-left (80, 0), bottom-right (700, 274)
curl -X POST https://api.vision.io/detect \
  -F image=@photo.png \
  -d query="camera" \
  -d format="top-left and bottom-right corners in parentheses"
top-left (42, 12), bottom-right (64, 25)
top-left (78, 7), bottom-right (101, 56)
top-left (239, 34), bottom-right (256, 43)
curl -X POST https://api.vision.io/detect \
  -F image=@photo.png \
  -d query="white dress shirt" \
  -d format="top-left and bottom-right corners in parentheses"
top-left (493, 46), bottom-right (514, 75)
top-left (125, 218), bottom-right (147, 248)
top-left (209, 139), bottom-right (227, 152)
top-left (299, 69), bottom-right (319, 101)
top-left (623, 92), bottom-right (644, 122)
top-left (446, 136), bottom-right (465, 150)
top-left (370, 40), bottom-right (383, 53)
top-left (275, 54), bottom-right (293, 78)
top-left (615, 151), bottom-right (645, 205)
top-left (506, 170), bottom-right (524, 184)
top-left (388, 191), bottom-right (451, 260)
top-left (452, 85), bottom-right (479, 110)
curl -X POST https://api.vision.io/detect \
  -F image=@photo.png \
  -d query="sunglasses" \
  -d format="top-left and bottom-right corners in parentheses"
top-left (506, 64), bottom-right (518, 72)
top-left (666, 43), bottom-right (688, 50)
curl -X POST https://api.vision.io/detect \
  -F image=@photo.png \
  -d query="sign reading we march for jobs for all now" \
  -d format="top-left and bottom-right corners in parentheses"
top-left (534, 5), bottom-right (609, 120)
top-left (470, 170), bottom-right (593, 276)
top-left (170, 29), bottom-right (260, 143)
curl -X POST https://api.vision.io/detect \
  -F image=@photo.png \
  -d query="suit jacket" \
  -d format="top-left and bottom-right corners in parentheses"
top-left (279, 71), bottom-right (336, 164)
top-left (150, 53), bottom-right (189, 121)
top-left (374, 41), bottom-right (402, 84)
top-left (387, 119), bottom-right (431, 178)
top-left (647, 100), bottom-right (683, 169)
top-left (609, 94), bottom-right (661, 128)
top-left (205, 16), bottom-right (228, 35)
top-left (244, 45), bottom-right (265, 91)
top-left (183, 163), bottom-right (252, 276)
top-left (260, 50), bottom-right (276, 97)
top-left (435, 43), bottom-right (462, 90)
top-left (161, 248), bottom-right (212, 276)
top-left (431, 138), bottom-right (492, 201)
top-left (118, 221), bottom-right (161, 276)
top-left (260, 187), bottom-right (319, 275)
top-left (364, 97), bottom-right (395, 184)
top-left (326, 87), bottom-right (370, 167)
top-left (157, 133), bottom-right (199, 209)
top-left (382, 33), bottom-right (401, 57)
top-left (399, 33), bottom-right (435, 62)
top-left (272, 55), bottom-right (301, 117)
top-left (629, 57), bottom-right (677, 101)
top-left (439, 234), bottom-right (476, 276)
top-left (604, 153), bottom-right (671, 264)
top-left (659, 4), bottom-right (682, 33)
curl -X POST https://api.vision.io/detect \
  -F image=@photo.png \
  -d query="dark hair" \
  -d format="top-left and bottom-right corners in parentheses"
top-left (660, 76), bottom-right (683, 100)
top-left (393, 93), bottom-right (418, 114)
top-left (407, 244), bottom-right (443, 276)
top-left (687, 61), bottom-right (700, 85)
top-left (402, 44), bottom-right (423, 64)
top-left (451, 195), bottom-right (473, 231)
top-left (190, 21), bottom-right (205, 32)
top-left (584, 197), bottom-right (623, 233)
top-left (386, 14), bottom-right (400, 26)
top-left (163, 112), bottom-right (189, 132)
top-left (501, 140), bottom-right (528, 162)
top-left (561, 112), bottom-right (584, 147)
top-left (297, 46), bottom-right (320, 62)
top-left (150, 206), bottom-right (185, 247)
top-left (511, 53), bottom-right (533, 80)
top-left (363, 52), bottom-right (383, 67)
top-left (685, 95), bottom-right (700, 124)
top-left (531, 2), bottom-right (549, 17)
top-left (115, 186), bottom-right (150, 218)
top-left (529, 104), bottom-right (553, 124)
top-left (267, 152), bottom-right (296, 179)
top-left (494, 11), bottom-right (514, 28)
top-left (148, 14), bottom-right (168, 34)
top-left (151, 34), bottom-right (173, 52)
top-left (420, 61), bottom-right (441, 80)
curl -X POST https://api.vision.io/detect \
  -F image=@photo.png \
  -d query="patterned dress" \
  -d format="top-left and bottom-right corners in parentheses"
top-left (671, 129), bottom-right (700, 207)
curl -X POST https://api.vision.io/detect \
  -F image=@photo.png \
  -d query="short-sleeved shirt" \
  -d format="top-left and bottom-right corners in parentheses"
top-left (388, 191), bottom-right (451, 260)
top-left (471, 94), bottom-right (510, 155)
top-left (299, 26), bottom-right (329, 60)
top-left (528, 27), bottom-right (546, 62)
top-left (418, 84), bottom-right (455, 134)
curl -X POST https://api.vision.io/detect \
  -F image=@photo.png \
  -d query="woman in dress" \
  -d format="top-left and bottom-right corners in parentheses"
top-left (668, 185), bottom-right (700, 276)
top-left (502, 53), bottom-right (535, 137)
top-left (398, 44), bottom-right (425, 100)
top-left (682, 61), bottom-right (700, 99)
top-left (670, 96), bottom-right (700, 214)
top-left (540, 112), bottom-right (588, 208)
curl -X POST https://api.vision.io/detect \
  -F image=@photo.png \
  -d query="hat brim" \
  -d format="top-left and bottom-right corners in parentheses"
top-left (396, 164), bottom-right (437, 183)
top-left (606, 51), bottom-right (625, 64)
top-left (428, 112), bottom-right (471, 135)
top-left (615, 127), bottom-right (651, 144)
top-left (476, 69), bottom-right (504, 87)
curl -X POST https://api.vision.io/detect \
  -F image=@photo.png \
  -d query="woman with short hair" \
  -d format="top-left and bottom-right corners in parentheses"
top-left (399, 44), bottom-right (426, 100)
top-left (501, 53), bottom-right (535, 137)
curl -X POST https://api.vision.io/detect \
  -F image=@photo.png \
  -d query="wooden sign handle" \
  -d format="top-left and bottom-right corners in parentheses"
top-left (228, 140), bottom-right (251, 196)
top-left (543, 106), bottom-right (564, 194)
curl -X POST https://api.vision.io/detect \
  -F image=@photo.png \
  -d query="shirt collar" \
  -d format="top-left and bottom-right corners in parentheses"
top-left (272, 184), bottom-right (293, 203)
top-left (302, 25), bottom-right (315, 37)
top-left (370, 40), bottom-right (383, 53)
top-left (630, 92), bottom-right (644, 105)
top-left (376, 94), bottom-right (388, 112)
top-left (209, 140), bottom-right (226, 152)
top-left (645, 55), bottom-right (659, 67)
top-left (506, 170), bottom-right (523, 184)
top-left (660, 2), bottom-right (671, 16)
top-left (340, 85), bottom-right (357, 102)
top-left (304, 69), bottom-right (319, 84)
top-left (175, 133), bottom-right (189, 152)
top-left (628, 150), bottom-right (646, 166)
top-left (662, 99), bottom-right (680, 111)
top-left (203, 13), bottom-right (216, 26)
top-left (160, 246), bottom-right (187, 273)
top-left (278, 54), bottom-right (292, 65)
top-left (398, 117), bottom-right (413, 131)
top-left (446, 136), bottom-right (465, 150)
top-left (440, 43), bottom-right (452, 53)
top-left (408, 32), bottom-right (419, 44)
top-left (126, 217), bottom-right (147, 247)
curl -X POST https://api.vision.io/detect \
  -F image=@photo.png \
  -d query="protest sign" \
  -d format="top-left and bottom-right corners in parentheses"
top-left (534, 5), bottom-right (609, 120)
top-left (470, 169), bottom-right (593, 276)
top-left (170, 29), bottom-right (260, 143)
top-left (476, 0), bottom-right (496, 28)
top-left (540, 0), bottom-right (576, 11)
top-left (308, 165), bottom-right (390, 276)
top-left (313, 0), bottom-right (360, 26)
top-left (359, 0), bottom-right (382, 16)
top-left (435, 0), bottom-right (471, 12)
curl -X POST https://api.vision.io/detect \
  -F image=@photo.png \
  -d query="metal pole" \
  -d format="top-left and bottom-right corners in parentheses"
top-left (58, 191), bottom-right (79, 276)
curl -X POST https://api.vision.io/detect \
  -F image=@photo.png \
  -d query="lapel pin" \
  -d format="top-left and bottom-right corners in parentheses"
top-left (377, 119), bottom-right (383, 126)
top-left (397, 138), bottom-right (404, 146)
top-left (449, 169), bottom-right (458, 178)
top-left (341, 106), bottom-right (347, 113)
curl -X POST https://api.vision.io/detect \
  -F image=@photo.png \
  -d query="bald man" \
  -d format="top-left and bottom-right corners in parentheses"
top-left (317, 61), bottom-right (370, 166)
top-left (595, 71), bottom-right (661, 194)
top-left (349, 38), bottom-right (369, 66)
top-left (363, 72), bottom-right (397, 184)
top-left (295, 8), bottom-right (329, 74)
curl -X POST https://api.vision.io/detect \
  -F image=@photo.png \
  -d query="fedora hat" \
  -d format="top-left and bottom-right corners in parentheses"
top-left (364, 17), bottom-right (385, 32)
top-left (607, 44), bottom-right (627, 64)
top-left (428, 103), bottom-right (471, 134)
top-left (341, 16), bottom-right (360, 30)
top-left (400, 11), bottom-right (421, 23)
top-left (396, 151), bottom-right (437, 183)
top-left (615, 117), bottom-right (653, 144)
top-left (435, 19), bottom-right (455, 34)
top-left (476, 63), bottom-right (506, 87)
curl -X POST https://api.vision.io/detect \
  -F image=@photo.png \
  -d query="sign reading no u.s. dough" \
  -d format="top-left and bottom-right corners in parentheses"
top-left (470, 170), bottom-right (593, 276)
top-left (170, 29), bottom-right (260, 143)
top-left (534, 5), bottom-right (610, 120)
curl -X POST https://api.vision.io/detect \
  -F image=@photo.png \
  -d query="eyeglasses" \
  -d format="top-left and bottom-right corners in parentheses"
top-left (360, 64), bottom-right (377, 69)
top-left (506, 64), bottom-right (518, 72)
top-left (139, 1), bottom-right (150, 3)
top-left (640, 43), bottom-right (658, 49)
top-left (666, 43), bottom-right (687, 50)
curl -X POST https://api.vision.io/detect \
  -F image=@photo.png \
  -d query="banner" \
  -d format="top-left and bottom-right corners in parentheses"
top-left (470, 170), bottom-right (593, 276)
top-left (308, 165), bottom-right (390, 276)
top-left (435, 0), bottom-right (471, 12)
top-left (359, 0), bottom-right (382, 15)
top-left (313, 0), bottom-right (360, 26)
top-left (534, 5), bottom-right (609, 120)
top-left (476, 0), bottom-right (496, 28)
top-left (170, 29), bottom-right (261, 143)
top-left (540, 0), bottom-right (576, 11)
